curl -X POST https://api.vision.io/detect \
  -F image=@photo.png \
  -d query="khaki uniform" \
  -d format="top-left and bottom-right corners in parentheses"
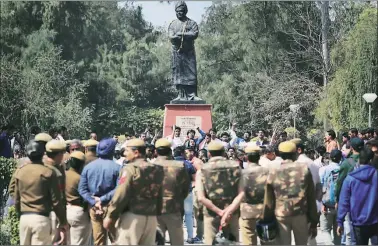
top-left (14, 162), bottom-right (67, 245)
top-left (265, 160), bottom-right (318, 245)
top-left (196, 156), bottom-right (241, 245)
top-left (154, 156), bottom-right (190, 245)
top-left (44, 158), bottom-right (67, 243)
top-left (106, 158), bottom-right (164, 245)
top-left (65, 168), bottom-right (91, 245)
top-left (8, 157), bottom-right (32, 198)
top-left (239, 163), bottom-right (270, 245)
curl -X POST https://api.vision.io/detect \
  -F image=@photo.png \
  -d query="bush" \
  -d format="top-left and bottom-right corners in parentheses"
top-left (0, 157), bottom-right (17, 215)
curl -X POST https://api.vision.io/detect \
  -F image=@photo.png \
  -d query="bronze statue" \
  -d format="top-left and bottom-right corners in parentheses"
top-left (168, 1), bottom-right (205, 104)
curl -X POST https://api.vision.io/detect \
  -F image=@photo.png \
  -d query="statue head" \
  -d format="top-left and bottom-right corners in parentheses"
top-left (175, 1), bottom-right (188, 21)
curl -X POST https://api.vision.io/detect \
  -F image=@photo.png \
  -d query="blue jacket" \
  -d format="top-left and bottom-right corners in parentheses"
top-left (337, 165), bottom-right (378, 227)
top-left (78, 158), bottom-right (121, 207)
top-left (174, 156), bottom-right (196, 192)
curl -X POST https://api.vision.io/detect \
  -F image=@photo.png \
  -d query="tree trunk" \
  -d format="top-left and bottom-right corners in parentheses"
top-left (320, 1), bottom-right (330, 130)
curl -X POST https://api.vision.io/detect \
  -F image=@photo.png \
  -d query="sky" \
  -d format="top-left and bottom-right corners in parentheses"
top-left (119, 1), bottom-right (213, 28)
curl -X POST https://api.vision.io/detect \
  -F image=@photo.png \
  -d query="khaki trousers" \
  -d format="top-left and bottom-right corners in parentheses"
top-left (239, 217), bottom-right (258, 245)
top-left (90, 206), bottom-right (116, 245)
top-left (49, 211), bottom-right (59, 243)
top-left (67, 205), bottom-right (91, 245)
top-left (115, 211), bottom-right (157, 245)
top-left (157, 212), bottom-right (184, 245)
top-left (20, 214), bottom-right (52, 245)
top-left (276, 214), bottom-right (309, 245)
top-left (203, 214), bottom-right (239, 245)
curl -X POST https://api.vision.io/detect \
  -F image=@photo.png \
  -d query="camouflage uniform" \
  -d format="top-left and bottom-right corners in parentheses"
top-left (265, 160), bottom-right (318, 245)
top-left (196, 156), bottom-right (241, 245)
top-left (239, 163), bottom-right (270, 245)
top-left (105, 158), bottom-right (164, 245)
top-left (154, 156), bottom-right (190, 245)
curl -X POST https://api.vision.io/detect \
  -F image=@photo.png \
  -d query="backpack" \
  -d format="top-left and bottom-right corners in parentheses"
top-left (322, 168), bottom-right (340, 207)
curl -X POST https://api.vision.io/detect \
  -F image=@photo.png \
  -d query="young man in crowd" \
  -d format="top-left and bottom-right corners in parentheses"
top-left (325, 130), bottom-right (340, 153)
top-left (337, 148), bottom-right (378, 245)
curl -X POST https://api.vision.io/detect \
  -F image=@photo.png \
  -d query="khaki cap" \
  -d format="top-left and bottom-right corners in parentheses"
top-left (46, 140), bottom-right (66, 153)
top-left (35, 133), bottom-right (52, 143)
top-left (278, 141), bottom-right (297, 153)
top-left (70, 151), bottom-right (85, 161)
top-left (290, 138), bottom-right (302, 145)
top-left (208, 142), bottom-right (224, 151)
top-left (245, 145), bottom-right (261, 154)
top-left (126, 139), bottom-right (145, 147)
top-left (155, 138), bottom-right (171, 148)
top-left (84, 139), bottom-right (99, 147)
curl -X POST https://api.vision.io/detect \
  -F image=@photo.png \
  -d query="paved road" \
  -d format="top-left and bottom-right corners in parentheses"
top-left (177, 225), bottom-right (329, 245)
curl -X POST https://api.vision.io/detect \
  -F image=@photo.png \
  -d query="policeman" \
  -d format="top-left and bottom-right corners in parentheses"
top-left (65, 151), bottom-right (91, 245)
top-left (8, 132), bottom-right (52, 198)
top-left (83, 139), bottom-right (99, 165)
top-left (103, 139), bottom-right (164, 245)
top-left (14, 140), bottom-right (68, 245)
top-left (154, 138), bottom-right (190, 245)
top-left (45, 139), bottom-right (68, 243)
top-left (265, 141), bottom-right (318, 244)
top-left (221, 145), bottom-right (270, 245)
top-left (196, 141), bottom-right (241, 245)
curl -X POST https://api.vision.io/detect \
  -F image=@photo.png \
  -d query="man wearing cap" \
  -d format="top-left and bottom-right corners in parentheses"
top-left (78, 138), bottom-right (120, 245)
top-left (14, 140), bottom-right (68, 245)
top-left (45, 139), bottom-right (69, 244)
top-left (83, 139), bottom-right (99, 165)
top-left (265, 141), bottom-right (318, 245)
top-left (66, 151), bottom-right (91, 245)
top-left (8, 132), bottom-right (52, 199)
top-left (153, 138), bottom-right (190, 245)
top-left (335, 137), bottom-right (363, 245)
top-left (221, 145), bottom-right (270, 245)
top-left (196, 141), bottom-right (241, 245)
top-left (103, 139), bottom-right (164, 245)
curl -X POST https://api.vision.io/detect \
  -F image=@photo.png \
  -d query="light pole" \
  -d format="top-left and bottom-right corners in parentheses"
top-left (289, 104), bottom-right (300, 138)
top-left (363, 93), bottom-right (377, 127)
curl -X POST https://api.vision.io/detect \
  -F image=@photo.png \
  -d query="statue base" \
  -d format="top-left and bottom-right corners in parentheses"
top-left (163, 104), bottom-right (212, 142)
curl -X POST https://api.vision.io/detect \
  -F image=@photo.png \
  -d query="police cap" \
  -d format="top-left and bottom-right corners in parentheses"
top-left (126, 138), bottom-right (145, 148)
top-left (278, 141), bottom-right (297, 153)
top-left (46, 140), bottom-right (66, 153)
top-left (34, 133), bottom-right (52, 143)
top-left (208, 142), bottom-right (224, 151)
top-left (70, 151), bottom-right (85, 161)
top-left (155, 138), bottom-right (171, 148)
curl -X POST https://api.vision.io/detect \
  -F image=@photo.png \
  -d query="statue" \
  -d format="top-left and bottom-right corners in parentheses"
top-left (168, 1), bottom-right (205, 104)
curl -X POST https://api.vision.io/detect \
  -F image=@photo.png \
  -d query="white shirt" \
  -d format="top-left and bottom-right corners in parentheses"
top-left (259, 156), bottom-right (283, 169)
top-left (56, 134), bottom-right (65, 142)
top-left (167, 136), bottom-right (184, 150)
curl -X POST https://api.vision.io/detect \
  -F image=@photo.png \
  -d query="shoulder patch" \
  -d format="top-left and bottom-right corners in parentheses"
top-left (118, 171), bottom-right (127, 185)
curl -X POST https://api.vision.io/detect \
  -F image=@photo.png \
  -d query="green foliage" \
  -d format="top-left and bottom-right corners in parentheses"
top-left (316, 8), bottom-right (378, 131)
top-left (3, 206), bottom-right (20, 245)
top-left (0, 158), bottom-right (17, 212)
top-left (0, 1), bottom-right (375, 138)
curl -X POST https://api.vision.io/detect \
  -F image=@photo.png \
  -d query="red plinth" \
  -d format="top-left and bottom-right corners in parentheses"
top-left (163, 104), bottom-right (212, 141)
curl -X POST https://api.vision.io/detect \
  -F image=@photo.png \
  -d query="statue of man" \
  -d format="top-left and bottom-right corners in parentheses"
top-left (168, 1), bottom-right (203, 102)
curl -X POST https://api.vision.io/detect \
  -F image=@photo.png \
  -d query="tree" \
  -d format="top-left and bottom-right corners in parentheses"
top-left (316, 7), bottom-right (378, 130)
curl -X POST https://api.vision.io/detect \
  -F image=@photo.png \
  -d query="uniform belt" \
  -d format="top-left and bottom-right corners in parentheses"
top-left (21, 211), bottom-right (50, 217)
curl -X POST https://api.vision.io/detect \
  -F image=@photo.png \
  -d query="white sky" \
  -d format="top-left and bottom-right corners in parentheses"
top-left (119, 1), bottom-right (213, 28)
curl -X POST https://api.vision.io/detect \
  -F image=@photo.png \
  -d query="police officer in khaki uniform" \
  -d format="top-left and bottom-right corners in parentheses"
top-left (83, 139), bottom-right (99, 165)
top-left (45, 139), bottom-right (68, 244)
top-left (65, 151), bottom-right (92, 245)
top-left (103, 139), bottom-right (164, 245)
top-left (221, 145), bottom-right (270, 245)
top-left (14, 140), bottom-right (68, 245)
top-left (154, 138), bottom-right (190, 245)
top-left (8, 132), bottom-right (52, 199)
top-left (196, 141), bottom-right (241, 245)
top-left (265, 141), bottom-right (318, 245)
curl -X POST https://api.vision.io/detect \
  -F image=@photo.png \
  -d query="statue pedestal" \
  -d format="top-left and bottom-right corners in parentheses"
top-left (163, 104), bottom-right (212, 141)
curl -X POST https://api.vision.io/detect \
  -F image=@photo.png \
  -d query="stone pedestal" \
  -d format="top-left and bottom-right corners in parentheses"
top-left (163, 104), bottom-right (212, 141)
